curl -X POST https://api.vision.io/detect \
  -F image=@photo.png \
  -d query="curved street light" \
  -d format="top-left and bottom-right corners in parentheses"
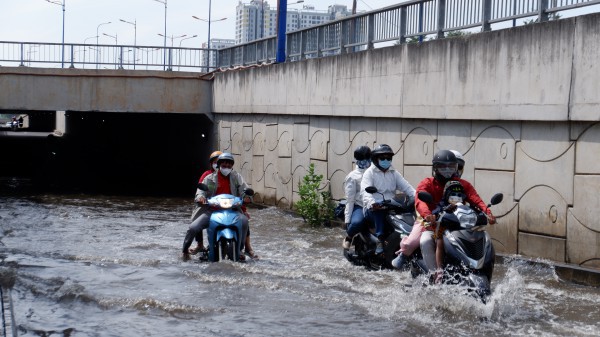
top-left (96, 21), bottom-right (111, 69)
top-left (120, 18), bottom-right (137, 69)
top-left (152, 0), bottom-right (168, 70)
top-left (44, 0), bottom-right (66, 68)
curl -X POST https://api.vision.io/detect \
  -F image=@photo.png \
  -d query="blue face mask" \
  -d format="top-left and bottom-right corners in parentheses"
top-left (379, 159), bottom-right (392, 170)
top-left (357, 159), bottom-right (371, 169)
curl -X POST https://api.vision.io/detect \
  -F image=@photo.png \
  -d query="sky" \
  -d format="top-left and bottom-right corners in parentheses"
top-left (0, 0), bottom-right (407, 48)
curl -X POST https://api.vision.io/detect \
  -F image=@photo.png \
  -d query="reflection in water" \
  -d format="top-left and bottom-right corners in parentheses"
top-left (1, 193), bottom-right (599, 336)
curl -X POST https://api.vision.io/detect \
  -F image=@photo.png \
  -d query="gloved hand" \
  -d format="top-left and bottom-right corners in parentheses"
top-left (196, 196), bottom-right (207, 204)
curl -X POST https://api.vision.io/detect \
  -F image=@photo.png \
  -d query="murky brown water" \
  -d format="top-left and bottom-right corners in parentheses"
top-left (1, 191), bottom-right (600, 337)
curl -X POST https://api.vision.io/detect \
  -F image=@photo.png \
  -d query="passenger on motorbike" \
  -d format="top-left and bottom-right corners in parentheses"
top-left (189, 150), bottom-right (223, 254)
top-left (360, 144), bottom-right (416, 255)
top-left (450, 150), bottom-right (465, 178)
top-left (421, 180), bottom-right (466, 283)
top-left (182, 153), bottom-right (256, 260)
top-left (392, 150), bottom-right (495, 270)
top-left (342, 145), bottom-right (372, 249)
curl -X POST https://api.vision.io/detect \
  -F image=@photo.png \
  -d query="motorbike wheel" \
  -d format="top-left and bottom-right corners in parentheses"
top-left (218, 238), bottom-right (238, 261)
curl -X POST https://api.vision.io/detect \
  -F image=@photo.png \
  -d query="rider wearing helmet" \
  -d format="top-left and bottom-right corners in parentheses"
top-left (449, 150), bottom-right (465, 178)
top-left (183, 152), bottom-right (255, 260)
top-left (342, 145), bottom-right (372, 249)
top-left (189, 150), bottom-right (224, 254)
top-left (392, 149), bottom-right (496, 270)
top-left (361, 144), bottom-right (416, 254)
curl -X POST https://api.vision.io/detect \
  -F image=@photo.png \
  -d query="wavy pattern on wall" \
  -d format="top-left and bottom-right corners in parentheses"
top-left (217, 115), bottom-right (600, 270)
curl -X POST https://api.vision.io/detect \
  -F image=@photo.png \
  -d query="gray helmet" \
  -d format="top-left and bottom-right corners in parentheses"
top-left (450, 150), bottom-right (465, 177)
top-left (216, 152), bottom-right (235, 166)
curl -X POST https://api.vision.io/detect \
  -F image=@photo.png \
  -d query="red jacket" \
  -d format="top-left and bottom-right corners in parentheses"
top-left (415, 177), bottom-right (490, 218)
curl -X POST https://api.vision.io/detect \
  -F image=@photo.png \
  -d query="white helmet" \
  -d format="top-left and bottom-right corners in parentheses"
top-left (450, 150), bottom-right (465, 177)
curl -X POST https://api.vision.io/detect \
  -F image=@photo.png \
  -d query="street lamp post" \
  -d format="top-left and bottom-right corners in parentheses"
top-left (152, 0), bottom-right (168, 70)
top-left (103, 33), bottom-right (118, 69)
top-left (83, 35), bottom-right (96, 68)
top-left (96, 21), bottom-right (111, 69)
top-left (192, 13), bottom-right (227, 73)
top-left (120, 18), bottom-right (137, 69)
top-left (45, 0), bottom-right (66, 68)
top-left (158, 33), bottom-right (186, 70)
top-left (178, 35), bottom-right (197, 71)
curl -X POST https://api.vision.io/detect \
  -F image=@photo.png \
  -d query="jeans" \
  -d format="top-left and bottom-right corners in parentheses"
top-left (346, 205), bottom-right (366, 238)
top-left (182, 209), bottom-right (248, 253)
top-left (364, 208), bottom-right (386, 239)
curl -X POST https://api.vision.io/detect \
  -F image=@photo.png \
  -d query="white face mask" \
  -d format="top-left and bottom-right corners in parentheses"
top-left (448, 196), bottom-right (463, 205)
top-left (212, 163), bottom-right (218, 170)
top-left (220, 168), bottom-right (232, 176)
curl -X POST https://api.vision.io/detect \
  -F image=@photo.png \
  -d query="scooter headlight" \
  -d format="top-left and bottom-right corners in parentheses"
top-left (208, 197), bottom-right (236, 209)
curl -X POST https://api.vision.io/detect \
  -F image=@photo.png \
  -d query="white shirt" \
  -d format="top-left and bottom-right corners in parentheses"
top-left (343, 165), bottom-right (366, 224)
top-left (360, 164), bottom-right (416, 210)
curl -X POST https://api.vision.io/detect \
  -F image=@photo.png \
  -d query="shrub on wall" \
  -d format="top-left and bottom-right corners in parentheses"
top-left (295, 163), bottom-right (334, 227)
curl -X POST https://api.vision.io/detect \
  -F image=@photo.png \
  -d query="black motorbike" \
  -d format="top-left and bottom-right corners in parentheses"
top-left (415, 191), bottom-right (503, 301)
top-left (343, 186), bottom-right (421, 271)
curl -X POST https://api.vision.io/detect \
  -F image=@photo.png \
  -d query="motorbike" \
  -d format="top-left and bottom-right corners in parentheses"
top-left (343, 186), bottom-right (423, 271)
top-left (197, 183), bottom-right (254, 262)
top-left (415, 191), bottom-right (503, 301)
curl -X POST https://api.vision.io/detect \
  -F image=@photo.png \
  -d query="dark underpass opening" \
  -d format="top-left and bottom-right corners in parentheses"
top-left (0, 111), bottom-right (213, 196)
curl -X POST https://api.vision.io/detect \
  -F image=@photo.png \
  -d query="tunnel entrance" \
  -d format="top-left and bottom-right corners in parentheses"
top-left (0, 111), bottom-right (213, 196)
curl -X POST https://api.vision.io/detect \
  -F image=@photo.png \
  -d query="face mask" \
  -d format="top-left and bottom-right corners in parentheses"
top-left (437, 167), bottom-right (456, 178)
top-left (220, 168), bottom-right (232, 176)
top-left (212, 163), bottom-right (218, 170)
top-left (379, 159), bottom-right (391, 170)
top-left (357, 159), bottom-right (371, 169)
top-left (448, 196), bottom-right (463, 205)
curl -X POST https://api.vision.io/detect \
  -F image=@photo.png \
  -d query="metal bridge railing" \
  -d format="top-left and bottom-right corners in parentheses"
top-left (218, 0), bottom-right (600, 67)
top-left (0, 41), bottom-right (215, 72)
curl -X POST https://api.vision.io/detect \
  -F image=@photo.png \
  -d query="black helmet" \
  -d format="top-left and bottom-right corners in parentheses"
top-left (353, 146), bottom-right (371, 161)
top-left (216, 152), bottom-right (235, 166)
top-left (371, 144), bottom-right (394, 159)
top-left (432, 150), bottom-right (458, 182)
top-left (443, 180), bottom-right (465, 203)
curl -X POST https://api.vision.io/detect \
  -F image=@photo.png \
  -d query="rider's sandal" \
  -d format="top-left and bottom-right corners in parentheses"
top-left (245, 250), bottom-right (259, 260)
top-left (188, 245), bottom-right (206, 255)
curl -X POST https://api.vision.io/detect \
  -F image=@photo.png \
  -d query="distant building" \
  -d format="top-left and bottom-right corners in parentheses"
top-left (202, 38), bottom-right (235, 71)
top-left (235, 1), bottom-right (351, 44)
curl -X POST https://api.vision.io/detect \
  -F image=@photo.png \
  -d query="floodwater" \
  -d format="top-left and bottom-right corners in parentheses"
top-left (1, 190), bottom-right (600, 337)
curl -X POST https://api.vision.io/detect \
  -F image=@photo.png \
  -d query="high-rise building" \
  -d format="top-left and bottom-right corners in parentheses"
top-left (202, 38), bottom-right (236, 71)
top-left (235, 1), bottom-right (351, 44)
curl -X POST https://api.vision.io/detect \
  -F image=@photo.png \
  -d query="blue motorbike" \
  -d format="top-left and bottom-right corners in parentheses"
top-left (198, 183), bottom-right (254, 262)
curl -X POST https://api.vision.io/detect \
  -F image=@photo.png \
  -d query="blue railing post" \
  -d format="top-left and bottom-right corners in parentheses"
top-left (400, 6), bottom-right (407, 44)
top-left (482, 0), bottom-right (492, 31)
top-left (437, 0), bottom-right (446, 39)
top-left (69, 45), bottom-right (75, 68)
top-left (19, 43), bottom-right (25, 67)
top-left (367, 13), bottom-right (375, 50)
top-left (276, 0), bottom-right (288, 63)
top-left (538, 0), bottom-right (549, 22)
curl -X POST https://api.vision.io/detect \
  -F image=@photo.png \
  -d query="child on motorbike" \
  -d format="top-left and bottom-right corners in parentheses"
top-left (422, 180), bottom-right (466, 284)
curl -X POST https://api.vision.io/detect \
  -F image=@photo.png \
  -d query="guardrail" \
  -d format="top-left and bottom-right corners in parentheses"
top-left (218, 0), bottom-right (600, 67)
top-left (0, 41), bottom-right (213, 72)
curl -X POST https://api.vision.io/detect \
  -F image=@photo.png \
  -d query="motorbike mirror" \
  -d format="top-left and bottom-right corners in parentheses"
top-left (244, 188), bottom-right (255, 196)
top-left (489, 193), bottom-right (503, 206)
top-left (197, 183), bottom-right (209, 191)
top-left (365, 186), bottom-right (378, 194)
top-left (417, 191), bottom-right (434, 203)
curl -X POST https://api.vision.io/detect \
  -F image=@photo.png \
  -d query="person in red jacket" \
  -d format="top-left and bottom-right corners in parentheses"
top-left (391, 149), bottom-right (496, 270)
top-left (189, 151), bottom-right (222, 254)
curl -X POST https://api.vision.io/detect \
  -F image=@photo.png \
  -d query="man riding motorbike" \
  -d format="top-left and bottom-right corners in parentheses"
top-left (392, 149), bottom-right (496, 270)
top-left (342, 145), bottom-right (371, 249)
top-left (182, 153), bottom-right (256, 260)
top-left (360, 144), bottom-right (416, 254)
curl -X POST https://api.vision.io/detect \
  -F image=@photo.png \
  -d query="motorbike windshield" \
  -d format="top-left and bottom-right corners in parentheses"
top-left (455, 205), bottom-right (477, 229)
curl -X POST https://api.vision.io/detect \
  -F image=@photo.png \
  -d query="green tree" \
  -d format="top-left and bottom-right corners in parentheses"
top-left (295, 163), bottom-right (334, 227)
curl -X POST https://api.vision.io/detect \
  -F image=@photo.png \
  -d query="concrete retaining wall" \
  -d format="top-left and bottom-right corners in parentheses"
top-left (212, 13), bottom-right (600, 271)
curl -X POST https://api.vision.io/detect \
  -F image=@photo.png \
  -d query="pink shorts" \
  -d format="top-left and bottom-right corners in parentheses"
top-left (399, 220), bottom-right (424, 256)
